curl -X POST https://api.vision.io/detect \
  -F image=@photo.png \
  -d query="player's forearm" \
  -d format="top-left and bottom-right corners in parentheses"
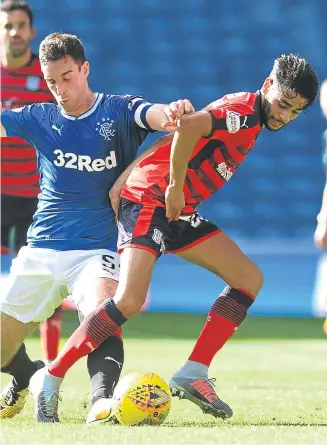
top-left (146, 104), bottom-right (167, 130)
top-left (169, 126), bottom-right (203, 188)
top-left (317, 182), bottom-right (327, 223)
top-left (0, 121), bottom-right (6, 137)
top-left (320, 80), bottom-right (327, 119)
top-left (169, 112), bottom-right (211, 188)
top-left (0, 102), bottom-right (6, 137)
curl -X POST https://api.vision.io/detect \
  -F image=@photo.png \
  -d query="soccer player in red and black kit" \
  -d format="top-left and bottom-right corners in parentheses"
top-left (0, 1), bottom-right (61, 372)
top-left (33, 54), bottom-right (318, 420)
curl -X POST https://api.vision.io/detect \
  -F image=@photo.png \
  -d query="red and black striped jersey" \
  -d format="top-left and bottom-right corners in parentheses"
top-left (1, 54), bottom-right (53, 197)
top-left (122, 91), bottom-right (264, 215)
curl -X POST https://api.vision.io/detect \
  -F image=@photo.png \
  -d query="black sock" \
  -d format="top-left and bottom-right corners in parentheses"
top-left (1, 344), bottom-right (43, 390)
top-left (87, 335), bottom-right (124, 405)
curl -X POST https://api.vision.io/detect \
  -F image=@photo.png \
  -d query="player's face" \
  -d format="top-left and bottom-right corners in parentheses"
top-left (41, 56), bottom-right (90, 111)
top-left (261, 78), bottom-right (307, 132)
top-left (0, 10), bottom-right (35, 58)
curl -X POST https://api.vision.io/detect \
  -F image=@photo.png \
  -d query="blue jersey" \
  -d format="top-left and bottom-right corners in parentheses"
top-left (1, 93), bottom-right (154, 251)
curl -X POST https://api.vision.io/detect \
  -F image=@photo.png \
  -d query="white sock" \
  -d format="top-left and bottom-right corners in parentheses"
top-left (173, 360), bottom-right (209, 379)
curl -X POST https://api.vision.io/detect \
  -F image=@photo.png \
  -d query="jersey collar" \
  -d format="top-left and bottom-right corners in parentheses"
top-left (59, 93), bottom-right (103, 120)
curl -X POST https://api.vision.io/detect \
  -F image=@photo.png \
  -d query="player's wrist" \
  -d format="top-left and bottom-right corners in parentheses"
top-left (168, 181), bottom-right (183, 190)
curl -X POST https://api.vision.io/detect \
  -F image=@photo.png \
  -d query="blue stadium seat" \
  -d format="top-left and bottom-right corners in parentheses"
top-left (29, 0), bottom-right (326, 239)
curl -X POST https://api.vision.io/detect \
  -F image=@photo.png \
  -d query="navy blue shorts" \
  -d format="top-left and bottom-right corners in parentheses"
top-left (117, 198), bottom-right (220, 258)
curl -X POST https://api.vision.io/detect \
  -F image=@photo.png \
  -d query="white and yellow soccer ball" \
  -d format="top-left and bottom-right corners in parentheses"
top-left (111, 372), bottom-right (171, 426)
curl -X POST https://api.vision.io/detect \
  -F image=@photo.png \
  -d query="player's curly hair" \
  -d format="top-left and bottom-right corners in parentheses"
top-left (270, 54), bottom-right (319, 108)
top-left (39, 33), bottom-right (86, 67)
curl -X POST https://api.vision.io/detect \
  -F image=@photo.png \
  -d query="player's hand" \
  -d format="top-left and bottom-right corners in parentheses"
top-left (314, 221), bottom-right (327, 250)
top-left (162, 99), bottom-right (195, 131)
top-left (165, 184), bottom-right (185, 222)
top-left (109, 184), bottom-right (122, 216)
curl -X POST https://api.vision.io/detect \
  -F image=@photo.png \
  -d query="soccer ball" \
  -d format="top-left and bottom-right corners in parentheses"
top-left (111, 371), bottom-right (171, 426)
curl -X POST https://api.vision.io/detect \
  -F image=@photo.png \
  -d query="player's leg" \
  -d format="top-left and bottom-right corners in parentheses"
top-left (0, 313), bottom-right (44, 419)
top-left (0, 247), bottom-right (64, 420)
top-left (49, 271), bottom-right (122, 424)
top-left (37, 248), bottom-right (155, 379)
top-left (39, 306), bottom-right (63, 364)
top-left (76, 277), bottom-right (123, 425)
top-left (168, 218), bottom-right (263, 419)
top-left (32, 202), bottom-right (163, 380)
top-left (30, 247), bottom-right (156, 423)
top-left (29, 202), bottom-right (166, 422)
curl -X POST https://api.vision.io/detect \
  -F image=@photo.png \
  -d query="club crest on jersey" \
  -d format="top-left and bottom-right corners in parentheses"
top-left (96, 118), bottom-right (116, 141)
top-left (226, 110), bottom-right (241, 134)
top-left (26, 76), bottom-right (40, 91)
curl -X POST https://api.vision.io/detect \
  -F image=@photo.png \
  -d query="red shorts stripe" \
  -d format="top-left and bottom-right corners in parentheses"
top-left (133, 206), bottom-right (156, 238)
top-left (166, 228), bottom-right (221, 254)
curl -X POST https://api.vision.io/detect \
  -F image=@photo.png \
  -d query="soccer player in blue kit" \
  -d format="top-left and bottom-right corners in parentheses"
top-left (0, 32), bottom-right (194, 423)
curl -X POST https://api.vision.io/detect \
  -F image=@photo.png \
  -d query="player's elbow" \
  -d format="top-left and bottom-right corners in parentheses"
top-left (176, 111), bottom-right (212, 138)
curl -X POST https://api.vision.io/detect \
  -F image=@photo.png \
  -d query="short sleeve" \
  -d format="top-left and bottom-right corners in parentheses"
top-left (125, 95), bottom-right (156, 132)
top-left (1, 103), bottom-right (47, 146)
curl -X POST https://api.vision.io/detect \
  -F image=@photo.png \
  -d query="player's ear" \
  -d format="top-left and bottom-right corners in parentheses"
top-left (81, 61), bottom-right (90, 79)
top-left (31, 26), bottom-right (36, 40)
top-left (262, 77), bottom-right (273, 94)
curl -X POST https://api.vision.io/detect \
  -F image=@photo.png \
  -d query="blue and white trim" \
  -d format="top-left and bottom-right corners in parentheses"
top-left (59, 93), bottom-right (103, 121)
top-left (128, 97), bottom-right (154, 131)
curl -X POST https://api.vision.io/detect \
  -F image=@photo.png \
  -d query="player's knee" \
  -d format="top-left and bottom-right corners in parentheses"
top-left (115, 292), bottom-right (146, 318)
top-left (229, 262), bottom-right (263, 298)
top-left (1, 348), bottom-right (15, 368)
top-left (241, 264), bottom-right (263, 297)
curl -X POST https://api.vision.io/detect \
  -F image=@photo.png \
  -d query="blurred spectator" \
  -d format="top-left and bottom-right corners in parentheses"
top-left (313, 78), bottom-right (327, 334)
top-left (0, 0), bottom-right (62, 361)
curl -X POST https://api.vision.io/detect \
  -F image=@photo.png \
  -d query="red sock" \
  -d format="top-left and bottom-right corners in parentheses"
top-left (189, 287), bottom-right (255, 366)
top-left (40, 306), bottom-right (62, 362)
top-left (49, 300), bottom-right (125, 378)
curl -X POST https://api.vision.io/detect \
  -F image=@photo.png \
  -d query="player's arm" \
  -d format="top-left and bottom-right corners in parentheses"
top-left (145, 100), bottom-right (195, 132)
top-left (314, 179), bottom-right (327, 250)
top-left (109, 133), bottom-right (174, 214)
top-left (320, 79), bottom-right (327, 120)
top-left (0, 102), bottom-right (7, 137)
top-left (314, 142), bottom-right (327, 250)
top-left (0, 103), bottom-right (45, 143)
top-left (165, 111), bottom-right (213, 221)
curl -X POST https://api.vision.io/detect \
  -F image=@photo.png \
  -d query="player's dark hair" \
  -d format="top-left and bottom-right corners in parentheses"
top-left (271, 54), bottom-right (319, 109)
top-left (1, 0), bottom-right (34, 26)
top-left (39, 32), bottom-right (86, 67)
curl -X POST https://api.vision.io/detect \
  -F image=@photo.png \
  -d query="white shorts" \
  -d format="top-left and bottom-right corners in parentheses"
top-left (0, 246), bottom-right (120, 323)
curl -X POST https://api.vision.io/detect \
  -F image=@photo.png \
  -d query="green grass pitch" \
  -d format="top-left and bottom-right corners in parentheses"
top-left (1, 312), bottom-right (326, 444)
